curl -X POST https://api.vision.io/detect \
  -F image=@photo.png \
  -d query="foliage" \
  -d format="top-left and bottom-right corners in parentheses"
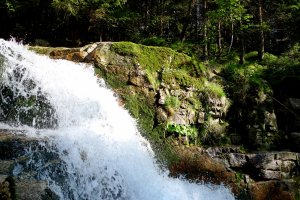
top-left (199, 115), bottom-right (229, 146)
top-left (166, 123), bottom-right (198, 145)
top-left (165, 96), bottom-right (181, 110)
top-left (205, 81), bottom-right (226, 98)
top-left (51, 0), bottom-right (126, 16)
top-left (141, 36), bottom-right (167, 46)
top-left (1, 0), bottom-right (299, 58)
top-left (262, 45), bottom-right (300, 86)
top-left (161, 69), bottom-right (203, 90)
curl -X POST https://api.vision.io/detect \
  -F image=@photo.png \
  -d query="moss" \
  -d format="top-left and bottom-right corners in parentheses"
top-left (94, 66), bottom-right (127, 89)
top-left (187, 96), bottom-right (202, 110)
top-left (29, 46), bottom-right (80, 56)
top-left (165, 96), bottom-right (181, 110)
top-left (28, 46), bottom-right (57, 55)
top-left (205, 81), bottom-right (226, 98)
top-left (161, 69), bottom-right (204, 90)
top-left (111, 42), bottom-right (197, 90)
top-left (123, 90), bottom-right (155, 136)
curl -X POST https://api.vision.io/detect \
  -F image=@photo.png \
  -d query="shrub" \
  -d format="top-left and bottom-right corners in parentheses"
top-left (166, 123), bottom-right (198, 145)
top-left (141, 36), bottom-right (166, 46)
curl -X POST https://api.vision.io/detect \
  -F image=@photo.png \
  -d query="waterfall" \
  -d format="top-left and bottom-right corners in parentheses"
top-left (0, 39), bottom-right (234, 200)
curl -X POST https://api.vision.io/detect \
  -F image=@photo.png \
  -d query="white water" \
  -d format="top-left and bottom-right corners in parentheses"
top-left (0, 39), bottom-right (235, 200)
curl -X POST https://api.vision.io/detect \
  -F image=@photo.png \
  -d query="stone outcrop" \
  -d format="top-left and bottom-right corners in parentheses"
top-left (29, 42), bottom-right (300, 199)
top-left (30, 42), bottom-right (230, 146)
top-left (206, 147), bottom-right (300, 181)
top-left (171, 146), bottom-right (300, 200)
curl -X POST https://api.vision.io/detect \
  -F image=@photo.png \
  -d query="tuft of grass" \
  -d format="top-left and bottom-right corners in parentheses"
top-left (165, 96), bottom-right (181, 110)
top-left (205, 81), bottom-right (226, 98)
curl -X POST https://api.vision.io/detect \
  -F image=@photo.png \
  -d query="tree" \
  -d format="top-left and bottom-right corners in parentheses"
top-left (208, 0), bottom-right (252, 61)
top-left (257, 0), bottom-right (264, 61)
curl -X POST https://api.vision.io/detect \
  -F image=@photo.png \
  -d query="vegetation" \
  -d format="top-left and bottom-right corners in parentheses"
top-left (1, 0), bottom-right (299, 62)
top-left (166, 123), bottom-right (198, 145)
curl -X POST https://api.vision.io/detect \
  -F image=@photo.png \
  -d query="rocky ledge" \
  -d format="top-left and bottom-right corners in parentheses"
top-left (170, 146), bottom-right (300, 200)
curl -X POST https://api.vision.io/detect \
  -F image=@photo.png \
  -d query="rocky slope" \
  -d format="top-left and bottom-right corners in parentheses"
top-left (1, 42), bottom-right (299, 199)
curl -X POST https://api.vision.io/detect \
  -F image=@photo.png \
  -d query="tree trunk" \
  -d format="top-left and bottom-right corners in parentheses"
top-left (239, 34), bottom-right (245, 64)
top-left (258, 0), bottom-right (264, 61)
top-left (228, 20), bottom-right (234, 55)
top-left (180, 0), bottom-right (195, 41)
top-left (217, 21), bottom-right (222, 55)
top-left (203, 0), bottom-right (208, 61)
top-left (239, 21), bottom-right (245, 64)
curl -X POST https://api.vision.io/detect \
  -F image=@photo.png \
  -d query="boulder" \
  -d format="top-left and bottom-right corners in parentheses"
top-left (228, 153), bottom-right (247, 168)
top-left (0, 130), bottom-right (60, 200)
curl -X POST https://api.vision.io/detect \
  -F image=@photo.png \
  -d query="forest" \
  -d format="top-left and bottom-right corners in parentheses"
top-left (1, 0), bottom-right (299, 63)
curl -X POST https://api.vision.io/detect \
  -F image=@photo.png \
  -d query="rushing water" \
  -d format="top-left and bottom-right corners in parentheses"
top-left (0, 39), bottom-right (235, 200)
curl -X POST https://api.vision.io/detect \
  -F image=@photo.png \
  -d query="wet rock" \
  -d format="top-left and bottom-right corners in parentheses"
top-left (158, 89), bottom-right (167, 105)
top-left (0, 176), bottom-right (12, 200)
top-left (156, 107), bottom-right (168, 123)
top-left (197, 112), bottom-right (205, 124)
top-left (0, 130), bottom-right (60, 200)
top-left (207, 147), bottom-right (300, 181)
top-left (0, 130), bottom-right (39, 159)
top-left (129, 76), bottom-right (145, 87)
top-left (15, 179), bottom-right (59, 200)
top-left (289, 98), bottom-right (300, 110)
top-left (206, 146), bottom-right (242, 157)
top-left (228, 153), bottom-right (247, 168)
top-left (169, 108), bottom-right (196, 125)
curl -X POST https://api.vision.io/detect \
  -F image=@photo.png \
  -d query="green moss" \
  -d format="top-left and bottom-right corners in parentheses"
top-left (28, 46), bottom-right (56, 55)
top-left (145, 69), bottom-right (160, 90)
top-left (28, 46), bottom-right (78, 56)
top-left (187, 96), bottom-right (202, 110)
top-left (123, 91), bottom-right (155, 136)
top-left (165, 96), bottom-right (181, 110)
top-left (162, 69), bottom-right (204, 90)
top-left (94, 67), bottom-right (127, 89)
top-left (205, 81), bottom-right (226, 98)
top-left (111, 42), bottom-right (197, 90)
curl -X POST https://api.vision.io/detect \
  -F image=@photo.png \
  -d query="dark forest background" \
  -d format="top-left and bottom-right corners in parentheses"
top-left (1, 0), bottom-right (299, 61)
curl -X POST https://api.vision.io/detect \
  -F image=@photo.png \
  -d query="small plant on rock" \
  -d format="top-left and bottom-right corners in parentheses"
top-left (166, 122), bottom-right (198, 145)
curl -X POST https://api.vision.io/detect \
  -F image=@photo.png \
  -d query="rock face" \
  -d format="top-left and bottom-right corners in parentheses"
top-left (171, 146), bottom-right (300, 200)
top-left (206, 147), bottom-right (300, 181)
top-left (0, 130), bottom-right (60, 200)
top-left (30, 42), bottom-right (230, 146)
top-left (29, 42), bottom-right (300, 199)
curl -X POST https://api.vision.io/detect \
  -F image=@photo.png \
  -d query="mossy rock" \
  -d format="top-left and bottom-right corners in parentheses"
top-left (110, 42), bottom-right (198, 90)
